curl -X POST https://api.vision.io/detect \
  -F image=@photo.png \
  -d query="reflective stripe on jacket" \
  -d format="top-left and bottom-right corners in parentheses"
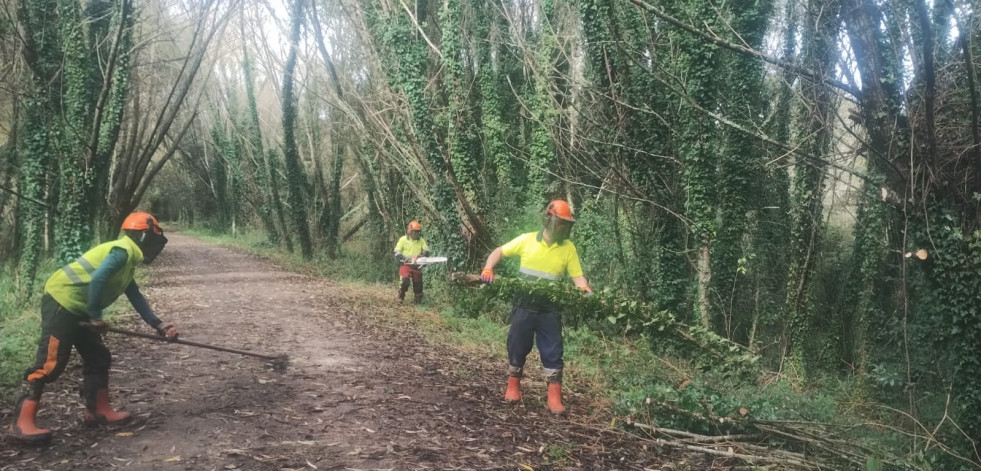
top-left (44, 236), bottom-right (144, 316)
top-left (500, 231), bottom-right (583, 281)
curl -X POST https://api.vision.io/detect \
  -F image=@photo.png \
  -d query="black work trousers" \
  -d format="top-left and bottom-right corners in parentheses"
top-left (23, 294), bottom-right (111, 404)
top-left (507, 302), bottom-right (563, 371)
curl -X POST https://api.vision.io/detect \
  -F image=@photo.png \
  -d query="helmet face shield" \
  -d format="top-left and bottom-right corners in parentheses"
top-left (546, 216), bottom-right (574, 243)
top-left (543, 200), bottom-right (575, 243)
top-left (141, 231), bottom-right (168, 264)
top-left (121, 212), bottom-right (167, 264)
top-left (407, 220), bottom-right (422, 240)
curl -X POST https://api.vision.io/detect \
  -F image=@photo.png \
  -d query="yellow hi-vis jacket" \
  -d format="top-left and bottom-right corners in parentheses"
top-left (394, 236), bottom-right (429, 257)
top-left (44, 236), bottom-right (144, 317)
top-left (500, 231), bottom-right (583, 281)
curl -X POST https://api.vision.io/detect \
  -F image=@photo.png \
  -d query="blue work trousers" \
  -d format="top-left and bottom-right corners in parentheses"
top-left (507, 303), bottom-right (563, 370)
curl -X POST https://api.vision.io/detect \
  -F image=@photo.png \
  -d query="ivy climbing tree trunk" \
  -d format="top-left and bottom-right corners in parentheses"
top-left (280, 0), bottom-right (313, 260)
top-left (0, 118), bottom-right (15, 245)
top-left (54, 0), bottom-right (96, 263)
top-left (713, 0), bottom-right (773, 343)
top-left (473, 0), bottom-right (513, 215)
top-left (211, 124), bottom-right (233, 229)
top-left (524, 0), bottom-right (560, 205)
top-left (783, 0), bottom-right (842, 377)
top-left (225, 103), bottom-right (244, 236)
top-left (17, 0), bottom-right (61, 289)
top-left (440, 0), bottom-right (480, 204)
top-left (17, 0), bottom-right (114, 264)
top-left (15, 95), bottom-right (51, 293)
top-left (374, 3), bottom-right (468, 269)
top-left (669, 0), bottom-right (722, 329)
top-left (91, 0), bottom-right (135, 239)
top-left (749, 0), bottom-right (796, 355)
top-left (240, 39), bottom-right (284, 247)
top-left (839, 0), bottom-right (907, 380)
top-left (325, 132), bottom-right (344, 259)
top-left (267, 151), bottom-right (296, 253)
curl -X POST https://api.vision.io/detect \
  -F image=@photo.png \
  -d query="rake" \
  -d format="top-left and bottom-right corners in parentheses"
top-left (105, 326), bottom-right (290, 371)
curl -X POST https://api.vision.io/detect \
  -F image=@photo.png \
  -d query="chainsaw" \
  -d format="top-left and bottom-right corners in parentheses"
top-left (405, 256), bottom-right (448, 266)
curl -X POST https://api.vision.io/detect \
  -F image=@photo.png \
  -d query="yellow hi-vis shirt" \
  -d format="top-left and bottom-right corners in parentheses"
top-left (44, 236), bottom-right (144, 316)
top-left (500, 231), bottom-right (583, 281)
top-left (394, 236), bottom-right (429, 257)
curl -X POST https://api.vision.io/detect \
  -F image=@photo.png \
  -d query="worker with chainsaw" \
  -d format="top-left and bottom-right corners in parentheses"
top-left (394, 220), bottom-right (431, 304)
top-left (480, 199), bottom-right (591, 415)
top-left (7, 212), bottom-right (179, 444)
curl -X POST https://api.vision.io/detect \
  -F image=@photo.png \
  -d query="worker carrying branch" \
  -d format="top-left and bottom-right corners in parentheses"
top-left (394, 220), bottom-right (431, 304)
top-left (7, 212), bottom-right (179, 444)
top-left (480, 199), bottom-right (592, 415)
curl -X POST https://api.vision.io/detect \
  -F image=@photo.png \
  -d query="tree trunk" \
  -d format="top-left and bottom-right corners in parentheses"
top-left (782, 0), bottom-right (842, 377)
top-left (325, 134), bottom-right (344, 258)
top-left (240, 39), bottom-right (282, 246)
top-left (697, 244), bottom-right (712, 328)
top-left (280, 0), bottom-right (313, 260)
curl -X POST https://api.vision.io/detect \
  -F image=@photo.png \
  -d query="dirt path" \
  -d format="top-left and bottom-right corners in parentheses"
top-left (2, 234), bottom-right (713, 470)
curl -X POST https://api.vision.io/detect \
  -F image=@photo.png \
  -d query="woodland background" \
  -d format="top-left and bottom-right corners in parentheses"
top-left (1, 0), bottom-right (979, 467)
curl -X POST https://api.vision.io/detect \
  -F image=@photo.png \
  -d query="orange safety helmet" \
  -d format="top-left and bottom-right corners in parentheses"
top-left (121, 211), bottom-right (163, 235)
top-left (546, 200), bottom-right (575, 222)
top-left (407, 220), bottom-right (422, 233)
top-left (121, 211), bottom-right (167, 264)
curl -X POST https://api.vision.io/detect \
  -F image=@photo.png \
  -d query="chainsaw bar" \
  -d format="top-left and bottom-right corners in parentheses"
top-left (409, 256), bottom-right (448, 266)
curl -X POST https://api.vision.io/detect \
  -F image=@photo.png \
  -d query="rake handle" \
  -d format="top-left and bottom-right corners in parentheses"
top-left (105, 326), bottom-right (283, 361)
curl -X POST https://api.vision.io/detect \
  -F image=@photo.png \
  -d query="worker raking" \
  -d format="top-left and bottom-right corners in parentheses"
top-left (8, 212), bottom-right (178, 444)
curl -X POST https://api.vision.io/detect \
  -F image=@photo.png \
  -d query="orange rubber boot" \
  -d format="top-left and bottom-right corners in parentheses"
top-left (83, 389), bottom-right (131, 426)
top-left (547, 383), bottom-right (566, 415)
top-left (8, 398), bottom-right (52, 444)
top-left (504, 377), bottom-right (521, 402)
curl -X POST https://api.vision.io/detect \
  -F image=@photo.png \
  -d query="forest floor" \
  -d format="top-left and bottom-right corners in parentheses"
top-left (1, 234), bottom-right (726, 470)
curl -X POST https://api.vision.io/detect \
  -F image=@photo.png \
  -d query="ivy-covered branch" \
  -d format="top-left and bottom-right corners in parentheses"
top-left (456, 275), bottom-right (759, 374)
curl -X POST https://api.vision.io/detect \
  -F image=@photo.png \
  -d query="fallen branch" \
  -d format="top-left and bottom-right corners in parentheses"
top-left (622, 428), bottom-right (820, 470)
top-left (571, 420), bottom-right (820, 469)
top-left (627, 422), bottom-right (757, 444)
top-left (450, 272), bottom-right (481, 285)
top-left (624, 420), bottom-right (808, 463)
top-left (449, 274), bottom-right (759, 374)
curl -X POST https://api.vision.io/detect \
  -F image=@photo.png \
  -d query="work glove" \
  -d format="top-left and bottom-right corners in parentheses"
top-left (480, 268), bottom-right (494, 284)
top-left (580, 286), bottom-right (593, 296)
top-left (157, 324), bottom-right (179, 342)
